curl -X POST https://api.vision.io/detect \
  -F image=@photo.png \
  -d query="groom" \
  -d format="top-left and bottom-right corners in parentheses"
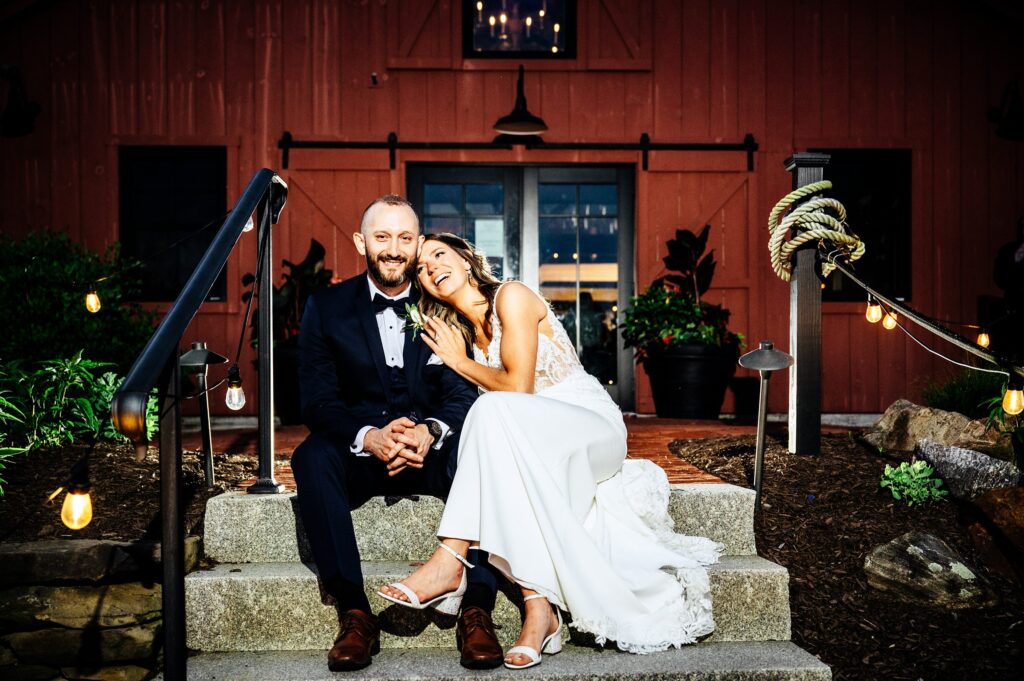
top-left (291, 195), bottom-right (503, 672)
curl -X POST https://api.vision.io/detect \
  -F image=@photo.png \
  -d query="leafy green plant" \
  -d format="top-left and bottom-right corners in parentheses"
top-left (0, 390), bottom-right (28, 496)
top-left (981, 388), bottom-right (1023, 468)
top-left (621, 225), bottom-right (743, 359)
top-left (921, 369), bottom-right (1006, 419)
top-left (0, 231), bottom-right (156, 373)
top-left (880, 460), bottom-right (949, 506)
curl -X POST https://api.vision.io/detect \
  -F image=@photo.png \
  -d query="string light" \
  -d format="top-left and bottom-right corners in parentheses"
top-left (243, 214), bottom-right (255, 233)
top-left (225, 364), bottom-right (246, 411)
top-left (48, 456), bottom-right (93, 531)
top-left (85, 286), bottom-right (101, 313)
top-left (976, 331), bottom-right (991, 348)
top-left (882, 311), bottom-right (898, 330)
top-left (865, 297), bottom-right (883, 324)
top-left (1004, 376), bottom-right (1024, 416)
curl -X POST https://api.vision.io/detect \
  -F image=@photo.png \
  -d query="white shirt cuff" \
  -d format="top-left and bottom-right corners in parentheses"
top-left (425, 418), bottom-right (451, 450)
top-left (351, 425), bottom-right (374, 457)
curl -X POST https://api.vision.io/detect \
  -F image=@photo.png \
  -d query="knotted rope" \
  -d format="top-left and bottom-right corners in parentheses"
top-left (767, 180), bottom-right (865, 281)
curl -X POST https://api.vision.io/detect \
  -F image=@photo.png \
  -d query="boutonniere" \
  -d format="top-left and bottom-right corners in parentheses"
top-left (405, 302), bottom-right (425, 340)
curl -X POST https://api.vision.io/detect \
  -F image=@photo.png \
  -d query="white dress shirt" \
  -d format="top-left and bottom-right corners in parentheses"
top-left (351, 276), bottom-right (450, 455)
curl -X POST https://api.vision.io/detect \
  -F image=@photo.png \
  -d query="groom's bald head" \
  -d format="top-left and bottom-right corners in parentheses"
top-left (360, 194), bottom-right (419, 235)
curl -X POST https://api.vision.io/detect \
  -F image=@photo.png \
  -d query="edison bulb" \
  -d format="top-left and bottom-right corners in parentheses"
top-left (882, 312), bottom-right (898, 330)
top-left (976, 332), bottom-right (991, 348)
top-left (225, 384), bottom-right (246, 411)
top-left (61, 490), bottom-right (93, 530)
top-left (865, 302), bottom-right (883, 324)
top-left (85, 290), bottom-right (101, 313)
top-left (1004, 387), bottom-right (1024, 416)
top-left (243, 215), bottom-right (254, 232)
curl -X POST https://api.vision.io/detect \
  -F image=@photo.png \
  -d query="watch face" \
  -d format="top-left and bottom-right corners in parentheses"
top-left (427, 421), bottom-right (443, 439)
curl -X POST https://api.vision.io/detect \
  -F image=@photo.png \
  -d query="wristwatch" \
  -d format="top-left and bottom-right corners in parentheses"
top-left (423, 419), bottom-right (443, 442)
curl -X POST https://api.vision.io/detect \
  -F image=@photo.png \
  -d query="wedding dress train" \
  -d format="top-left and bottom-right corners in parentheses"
top-left (438, 290), bottom-right (722, 653)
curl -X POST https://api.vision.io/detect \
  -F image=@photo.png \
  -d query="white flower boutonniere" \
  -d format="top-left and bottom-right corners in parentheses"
top-left (405, 302), bottom-right (425, 340)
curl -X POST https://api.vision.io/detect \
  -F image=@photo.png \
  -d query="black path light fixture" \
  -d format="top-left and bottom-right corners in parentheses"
top-left (492, 64), bottom-right (548, 143)
top-left (179, 341), bottom-right (228, 487)
top-left (737, 341), bottom-right (794, 510)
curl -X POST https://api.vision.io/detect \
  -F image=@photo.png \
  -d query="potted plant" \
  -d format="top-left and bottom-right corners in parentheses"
top-left (621, 225), bottom-right (743, 418)
top-left (243, 238), bottom-right (336, 424)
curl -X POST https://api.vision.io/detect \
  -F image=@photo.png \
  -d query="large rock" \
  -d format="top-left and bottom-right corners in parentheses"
top-left (864, 531), bottom-right (997, 609)
top-left (0, 583), bottom-right (161, 632)
top-left (0, 538), bottom-right (199, 587)
top-left (0, 663), bottom-right (61, 681)
top-left (974, 487), bottom-right (1024, 559)
top-left (915, 440), bottom-right (1022, 499)
top-left (1, 622), bottom-right (160, 666)
top-left (952, 418), bottom-right (1017, 461)
top-left (61, 665), bottom-right (151, 681)
top-left (861, 399), bottom-right (970, 453)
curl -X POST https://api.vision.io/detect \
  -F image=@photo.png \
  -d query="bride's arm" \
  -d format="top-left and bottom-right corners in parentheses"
top-left (421, 282), bottom-right (546, 393)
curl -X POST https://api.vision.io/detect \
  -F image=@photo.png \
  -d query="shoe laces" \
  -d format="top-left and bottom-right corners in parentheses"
top-left (338, 611), bottom-right (376, 641)
top-left (461, 607), bottom-right (492, 633)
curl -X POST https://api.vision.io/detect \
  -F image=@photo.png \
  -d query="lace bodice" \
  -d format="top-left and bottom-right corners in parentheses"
top-left (472, 285), bottom-right (587, 393)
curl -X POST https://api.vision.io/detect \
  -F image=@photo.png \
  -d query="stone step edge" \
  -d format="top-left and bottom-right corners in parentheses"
top-left (184, 556), bottom-right (790, 650)
top-left (202, 482), bottom-right (757, 564)
top-left (163, 642), bottom-right (831, 681)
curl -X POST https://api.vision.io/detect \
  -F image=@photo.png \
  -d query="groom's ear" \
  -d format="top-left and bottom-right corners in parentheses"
top-left (352, 231), bottom-right (367, 256)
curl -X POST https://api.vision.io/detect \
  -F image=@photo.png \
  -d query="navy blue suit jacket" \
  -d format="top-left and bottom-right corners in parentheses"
top-left (298, 274), bottom-right (478, 458)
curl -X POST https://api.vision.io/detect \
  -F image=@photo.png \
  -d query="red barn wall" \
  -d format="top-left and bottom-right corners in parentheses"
top-left (1, 0), bottom-right (1021, 415)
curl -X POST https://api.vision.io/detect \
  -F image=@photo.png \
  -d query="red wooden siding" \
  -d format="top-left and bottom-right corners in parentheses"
top-left (1, 0), bottom-right (1021, 416)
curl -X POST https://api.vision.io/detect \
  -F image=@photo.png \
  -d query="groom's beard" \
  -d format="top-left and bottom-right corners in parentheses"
top-left (366, 252), bottom-right (414, 288)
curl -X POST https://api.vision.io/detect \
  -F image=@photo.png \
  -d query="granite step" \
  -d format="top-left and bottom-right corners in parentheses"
top-left (166, 642), bottom-right (830, 680)
top-left (202, 483), bottom-right (756, 564)
top-left (184, 557), bottom-right (789, 651)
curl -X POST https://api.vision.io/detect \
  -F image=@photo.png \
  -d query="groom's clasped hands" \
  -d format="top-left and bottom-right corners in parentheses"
top-left (362, 416), bottom-right (435, 477)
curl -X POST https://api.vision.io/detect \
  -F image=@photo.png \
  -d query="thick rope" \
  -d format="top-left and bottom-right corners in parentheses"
top-left (767, 180), bottom-right (865, 281)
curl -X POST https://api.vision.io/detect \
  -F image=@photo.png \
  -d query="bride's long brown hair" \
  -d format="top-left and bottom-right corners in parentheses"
top-left (415, 233), bottom-right (503, 351)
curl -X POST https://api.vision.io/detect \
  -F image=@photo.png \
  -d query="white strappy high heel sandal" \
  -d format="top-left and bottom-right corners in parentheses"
top-left (377, 543), bottom-right (474, 616)
top-left (504, 594), bottom-right (563, 670)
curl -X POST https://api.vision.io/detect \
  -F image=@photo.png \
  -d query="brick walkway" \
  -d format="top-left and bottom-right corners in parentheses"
top-left (185, 417), bottom-right (775, 491)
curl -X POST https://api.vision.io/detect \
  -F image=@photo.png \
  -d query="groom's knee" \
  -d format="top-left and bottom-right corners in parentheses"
top-left (291, 432), bottom-right (347, 487)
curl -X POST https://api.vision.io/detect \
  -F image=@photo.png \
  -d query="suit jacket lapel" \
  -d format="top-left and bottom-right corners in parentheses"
top-left (403, 292), bottom-right (423, 398)
top-left (355, 278), bottom-right (390, 394)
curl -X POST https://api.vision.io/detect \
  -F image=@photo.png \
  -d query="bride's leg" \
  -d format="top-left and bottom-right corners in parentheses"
top-left (505, 587), bottom-right (561, 667)
top-left (378, 538), bottom-right (471, 604)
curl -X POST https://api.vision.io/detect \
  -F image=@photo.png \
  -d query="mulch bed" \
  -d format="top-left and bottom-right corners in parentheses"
top-left (0, 442), bottom-right (256, 543)
top-left (673, 432), bottom-right (1024, 681)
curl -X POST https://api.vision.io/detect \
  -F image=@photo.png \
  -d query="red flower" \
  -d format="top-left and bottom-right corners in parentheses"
top-left (662, 334), bottom-right (674, 345)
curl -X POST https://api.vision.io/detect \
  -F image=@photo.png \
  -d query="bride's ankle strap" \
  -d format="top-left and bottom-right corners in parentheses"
top-left (439, 542), bottom-right (474, 569)
top-left (523, 594), bottom-right (548, 602)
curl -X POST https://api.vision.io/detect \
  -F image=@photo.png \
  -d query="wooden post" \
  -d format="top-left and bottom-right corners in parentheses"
top-left (784, 153), bottom-right (829, 455)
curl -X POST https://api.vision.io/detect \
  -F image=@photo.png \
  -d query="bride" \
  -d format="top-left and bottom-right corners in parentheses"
top-left (378, 233), bottom-right (721, 669)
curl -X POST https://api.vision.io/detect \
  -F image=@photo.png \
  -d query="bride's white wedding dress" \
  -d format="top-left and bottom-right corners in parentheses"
top-left (438, 286), bottom-right (722, 653)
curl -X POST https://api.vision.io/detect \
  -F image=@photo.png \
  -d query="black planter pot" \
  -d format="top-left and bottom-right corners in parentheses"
top-left (642, 343), bottom-right (739, 419)
top-left (272, 344), bottom-right (303, 425)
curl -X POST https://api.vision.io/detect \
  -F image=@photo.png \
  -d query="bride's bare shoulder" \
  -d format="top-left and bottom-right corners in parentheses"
top-left (494, 281), bottom-right (547, 320)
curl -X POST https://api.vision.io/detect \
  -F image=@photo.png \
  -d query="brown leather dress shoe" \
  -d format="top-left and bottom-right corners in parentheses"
top-left (456, 606), bottom-right (503, 669)
top-left (328, 609), bottom-right (380, 672)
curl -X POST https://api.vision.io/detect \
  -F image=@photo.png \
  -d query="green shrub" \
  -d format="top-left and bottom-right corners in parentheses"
top-left (880, 460), bottom-right (949, 506)
top-left (0, 353), bottom-right (159, 493)
top-left (0, 231), bottom-right (156, 373)
top-left (921, 370), bottom-right (1007, 419)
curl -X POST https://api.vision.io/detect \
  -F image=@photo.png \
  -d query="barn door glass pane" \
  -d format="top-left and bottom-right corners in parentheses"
top-left (422, 182), bottom-right (506, 277)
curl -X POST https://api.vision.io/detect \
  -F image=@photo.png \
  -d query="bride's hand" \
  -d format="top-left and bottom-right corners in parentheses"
top-left (421, 316), bottom-right (466, 370)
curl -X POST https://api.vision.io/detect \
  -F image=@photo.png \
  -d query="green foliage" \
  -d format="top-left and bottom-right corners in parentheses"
top-left (243, 238), bottom-right (335, 347)
top-left (981, 388), bottom-right (1023, 468)
top-left (921, 370), bottom-right (1007, 419)
top-left (0, 231), bottom-right (156, 373)
top-left (880, 460), bottom-right (949, 506)
top-left (621, 225), bottom-right (742, 358)
top-left (0, 390), bottom-right (28, 495)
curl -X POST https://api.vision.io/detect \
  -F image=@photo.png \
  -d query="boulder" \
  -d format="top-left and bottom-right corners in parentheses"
top-left (952, 418), bottom-right (1017, 462)
top-left (973, 487), bottom-right (1024, 559)
top-left (62, 665), bottom-right (151, 681)
top-left (861, 399), bottom-right (970, 453)
top-left (864, 531), bottom-right (997, 609)
top-left (915, 440), bottom-right (1022, 500)
top-left (0, 538), bottom-right (200, 587)
top-left (0, 663), bottom-right (61, 681)
top-left (0, 643), bottom-right (15, 666)
top-left (1, 622), bottom-right (160, 666)
top-left (0, 583), bottom-right (161, 633)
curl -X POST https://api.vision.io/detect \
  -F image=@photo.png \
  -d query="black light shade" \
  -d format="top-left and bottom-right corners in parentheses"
top-left (179, 340), bottom-right (229, 369)
top-left (493, 65), bottom-right (548, 136)
top-left (738, 341), bottom-right (794, 372)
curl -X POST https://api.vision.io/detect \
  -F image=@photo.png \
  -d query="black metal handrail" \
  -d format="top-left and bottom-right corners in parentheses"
top-left (111, 167), bottom-right (288, 681)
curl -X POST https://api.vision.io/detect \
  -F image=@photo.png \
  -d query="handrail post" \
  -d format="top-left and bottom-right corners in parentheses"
top-left (784, 153), bottom-right (829, 456)
top-left (159, 352), bottom-right (186, 681)
top-left (248, 192), bottom-right (285, 494)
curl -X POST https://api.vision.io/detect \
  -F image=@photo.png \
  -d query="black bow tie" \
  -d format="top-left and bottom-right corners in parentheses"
top-left (372, 294), bottom-right (407, 316)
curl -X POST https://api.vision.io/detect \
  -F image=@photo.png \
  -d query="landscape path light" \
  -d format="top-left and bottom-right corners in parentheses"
top-left (738, 340), bottom-right (794, 510)
top-left (179, 341), bottom-right (228, 487)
